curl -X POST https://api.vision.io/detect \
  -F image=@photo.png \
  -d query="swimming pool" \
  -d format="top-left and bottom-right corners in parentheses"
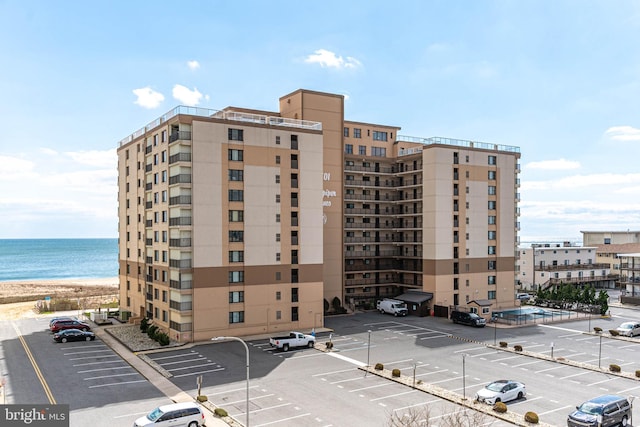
top-left (492, 306), bottom-right (574, 323)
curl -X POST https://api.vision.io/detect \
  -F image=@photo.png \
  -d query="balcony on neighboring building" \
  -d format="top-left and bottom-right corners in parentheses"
top-left (169, 174), bottom-right (192, 185)
top-left (169, 131), bottom-right (192, 143)
top-left (169, 258), bottom-right (192, 268)
top-left (169, 152), bottom-right (192, 164)
top-left (169, 238), bottom-right (192, 248)
top-left (169, 195), bottom-right (192, 206)
top-left (169, 216), bottom-right (192, 226)
top-left (170, 279), bottom-right (192, 290)
top-left (169, 300), bottom-right (192, 311)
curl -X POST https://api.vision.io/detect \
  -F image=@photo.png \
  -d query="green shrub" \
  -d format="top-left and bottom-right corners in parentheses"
top-left (514, 345), bottom-right (523, 352)
top-left (214, 407), bottom-right (228, 417)
top-left (325, 342), bottom-right (333, 349)
top-left (499, 341), bottom-right (508, 348)
top-left (593, 327), bottom-right (602, 333)
top-left (609, 329), bottom-right (619, 336)
top-left (140, 317), bottom-right (149, 333)
top-left (493, 402), bottom-right (507, 413)
top-left (156, 332), bottom-right (170, 346)
top-left (375, 363), bottom-right (384, 370)
top-left (196, 395), bottom-right (208, 402)
top-left (147, 325), bottom-right (159, 339)
top-left (392, 368), bottom-right (401, 377)
top-left (636, 370), bottom-right (640, 378)
top-left (524, 411), bottom-right (539, 424)
top-left (609, 364), bottom-right (621, 373)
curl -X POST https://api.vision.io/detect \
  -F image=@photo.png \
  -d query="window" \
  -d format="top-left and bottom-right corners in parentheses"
top-left (228, 128), bottom-right (244, 141)
top-left (229, 230), bottom-right (244, 242)
top-left (276, 291), bottom-right (281, 300)
top-left (488, 290), bottom-right (496, 300)
top-left (371, 147), bottom-right (386, 157)
top-left (488, 230), bottom-right (497, 240)
top-left (161, 170), bottom-right (167, 182)
top-left (229, 271), bottom-right (244, 283)
top-left (488, 200), bottom-right (496, 210)
top-left (488, 275), bottom-right (496, 285)
top-left (488, 186), bottom-right (496, 195)
top-left (275, 174), bottom-right (280, 184)
top-left (488, 216), bottom-right (496, 224)
top-left (162, 190), bottom-right (167, 202)
top-left (229, 251), bottom-right (244, 262)
top-left (353, 128), bottom-right (361, 138)
top-left (162, 211), bottom-right (167, 222)
top-left (276, 233), bottom-right (280, 242)
top-left (275, 194), bottom-right (280, 203)
top-left (276, 213), bottom-right (280, 223)
top-left (488, 155), bottom-right (497, 165)
top-left (344, 127), bottom-right (349, 137)
top-left (291, 306), bottom-right (299, 321)
top-left (488, 246), bottom-right (496, 255)
top-left (275, 271), bottom-right (281, 280)
top-left (488, 170), bottom-right (496, 180)
top-left (229, 291), bottom-right (244, 303)
top-left (162, 290), bottom-right (167, 302)
top-left (373, 131), bottom-right (387, 141)
top-left (228, 149), bottom-right (243, 161)
top-left (229, 311), bottom-right (244, 323)
top-left (275, 155), bottom-right (280, 164)
top-left (345, 144), bottom-right (353, 154)
top-left (291, 287), bottom-right (299, 302)
top-left (229, 190), bottom-right (244, 201)
top-left (275, 135), bottom-right (280, 145)
top-left (229, 170), bottom-right (244, 181)
top-left (358, 145), bottom-right (366, 155)
top-left (229, 210), bottom-right (244, 222)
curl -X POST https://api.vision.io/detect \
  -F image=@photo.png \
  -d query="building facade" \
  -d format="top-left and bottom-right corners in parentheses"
top-left (582, 230), bottom-right (640, 246)
top-left (117, 89), bottom-right (521, 342)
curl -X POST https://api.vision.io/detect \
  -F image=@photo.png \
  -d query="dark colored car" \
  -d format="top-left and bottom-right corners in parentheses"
top-left (50, 319), bottom-right (91, 333)
top-left (49, 316), bottom-right (77, 328)
top-left (53, 329), bottom-right (95, 343)
top-left (450, 310), bottom-right (486, 327)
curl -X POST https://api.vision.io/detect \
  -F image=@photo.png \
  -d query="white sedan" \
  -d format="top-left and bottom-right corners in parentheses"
top-left (475, 380), bottom-right (526, 404)
top-left (616, 321), bottom-right (640, 337)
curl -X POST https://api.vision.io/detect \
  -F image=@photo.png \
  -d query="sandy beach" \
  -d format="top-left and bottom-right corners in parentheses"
top-left (0, 277), bottom-right (119, 320)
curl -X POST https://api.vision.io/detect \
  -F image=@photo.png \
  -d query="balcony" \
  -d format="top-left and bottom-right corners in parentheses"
top-left (146, 256), bottom-right (153, 264)
top-left (169, 131), bottom-right (192, 143)
top-left (169, 195), bottom-right (192, 206)
top-left (344, 164), bottom-right (394, 174)
top-left (169, 174), bottom-right (192, 185)
top-left (169, 258), bottom-right (192, 268)
top-left (145, 219), bottom-right (153, 227)
top-left (145, 145), bottom-right (152, 154)
top-left (169, 238), bottom-right (192, 248)
top-left (145, 183), bottom-right (153, 190)
top-left (344, 193), bottom-right (401, 201)
top-left (169, 152), bottom-right (192, 164)
top-left (345, 249), bottom-right (402, 257)
top-left (169, 216), bottom-right (192, 226)
top-left (145, 201), bottom-right (152, 209)
top-left (170, 279), bottom-right (192, 290)
top-left (344, 179), bottom-right (396, 188)
top-left (145, 164), bottom-right (152, 172)
top-left (146, 275), bottom-right (153, 282)
top-left (146, 292), bottom-right (153, 300)
top-left (536, 263), bottom-right (610, 272)
top-left (145, 238), bottom-right (152, 245)
top-left (169, 300), bottom-right (192, 311)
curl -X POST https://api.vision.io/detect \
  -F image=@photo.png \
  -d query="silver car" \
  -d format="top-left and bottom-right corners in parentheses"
top-left (475, 380), bottom-right (526, 404)
top-left (616, 321), bottom-right (640, 337)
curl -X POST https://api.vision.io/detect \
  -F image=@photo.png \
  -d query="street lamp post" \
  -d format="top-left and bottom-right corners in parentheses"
top-left (365, 330), bottom-right (372, 377)
top-left (212, 336), bottom-right (250, 427)
top-left (598, 334), bottom-right (603, 369)
top-left (462, 353), bottom-right (468, 400)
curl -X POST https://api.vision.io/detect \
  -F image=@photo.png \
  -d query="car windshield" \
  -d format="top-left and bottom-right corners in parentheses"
top-left (578, 402), bottom-right (603, 415)
top-left (147, 408), bottom-right (164, 421)
top-left (486, 382), bottom-right (506, 392)
top-left (619, 323), bottom-right (632, 330)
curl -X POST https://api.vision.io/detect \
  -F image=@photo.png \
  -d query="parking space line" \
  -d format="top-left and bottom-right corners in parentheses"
top-left (419, 334), bottom-right (450, 340)
top-left (167, 362), bottom-right (220, 372)
top-left (60, 344), bottom-right (106, 349)
top-left (453, 346), bottom-right (485, 354)
top-left (512, 360), bottom-right (544, 367)
top-left (492, 355), bottom-right (522, 362)
top-left (84, 372), bottom-right (139, 380)
top-left (207, 385), bottom-right (260, 396)
top-left (537, 405), bottom-right (573, 416)
top-left (157, 357), bottom-right (205, 366)
top-left (535, 366), bottom-right (564, 373)
top-left (587, 378), bottom-right (616, 386)
top-left (253, 412), bottom-right (310, 427)
top-left (77, 366), bottom-right (132, 373)
top-left (63, 350), bottom-right (113, 355)
top-left (223, 394), bottom-right (275, 405)
top-left (313, 367), bottom-right (355, 377)
top-left (574, 336), bottom-right (598, 342)
top-left (393, 398), bottom-right (440, 412)
top-left (330, 377), bottom-right (364, 385)
top-left (173, 368), bottom-right (225, 378)
top-left (72, 360), bottom-right (125, 366)
top-left (559, 371), bottom-right (590, 380)
top-left (68, 355), bottom-right (118, 361)
top-left (470, 351), bottom-right (499, 358)
top-left (349, 382), bottom-right (396, 392)
top-left (88, 380), bottom-right (147, 388)
top-left (149, 352), bottom-right (199, 360)
top-left (369, 389), bottom-right (417, 402)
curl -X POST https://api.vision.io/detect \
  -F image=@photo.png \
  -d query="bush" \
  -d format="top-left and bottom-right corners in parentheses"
top-left (593, 327), bottom-right (602, 333)
top-left (147, 325), bottom-right (159, 339)
top-left (499, 341), bottom-right (508, 348)
top-left (196, 395), bottom-right (208, 402)
top-left (392, 368), bottom-right (401, 378)
top-left (214, 408), bottom-right (228, 417)
top-left (140, 317), bottom-right (149, 333)
top-left (524, 411), bottom-right (539, 424)
top-left (636, 370), bottom-right (640, 378)
top-left (325, 342), bottom-right (333, 349)
top-left (609, 364), bottom-right (621, 373)
top-left (375, 363), bottom-right (384, 371)
top-left (493, 402), bottom-right (507, 413)
top-left (156, 332), bottom-right (170, 346)
top-left (514, 345), bottom-right (523, 352)
top-left (609, 329), bottom-right (619, 336)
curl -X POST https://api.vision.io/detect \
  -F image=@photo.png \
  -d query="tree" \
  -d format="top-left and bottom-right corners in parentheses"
top-left (597, 290), bottom-right (609, 315)
top-left (388, 406), bottom-right (493, 427)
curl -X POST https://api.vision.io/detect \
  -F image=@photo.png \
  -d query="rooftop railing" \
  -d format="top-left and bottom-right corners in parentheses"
top-left (397, 135), bottom-right (520, 155)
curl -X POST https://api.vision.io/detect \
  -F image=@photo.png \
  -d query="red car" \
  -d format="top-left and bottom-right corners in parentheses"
top-left (50, 319), bottom-right (91, 333)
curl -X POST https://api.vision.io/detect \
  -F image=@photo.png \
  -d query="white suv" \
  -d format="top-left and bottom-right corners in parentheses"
top-left (133, 402), bottom-right (205, 427)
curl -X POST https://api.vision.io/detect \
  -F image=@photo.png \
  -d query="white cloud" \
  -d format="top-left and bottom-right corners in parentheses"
top-left (304, 49), bottom-right (362, 69)
top-left (187, 60), bottom-right (200, 70)
top-left (172, 84), bottom-right (203, 106)
top-left (605, 125), bottom-right (640, 141)
top-left (65, 149), bottom-right (117, 168)
top-left (525, 159), bottom-right (581, 170)
top-left (0, 155), bottom-right (36, 180)
top-left (522, 172), bottom-right (640, 191)
top-left (133, 87), bottom-right (165, 109)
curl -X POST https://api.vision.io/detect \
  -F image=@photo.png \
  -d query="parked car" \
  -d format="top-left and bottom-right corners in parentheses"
top-left (615, 321), bottom-right (640, 337)
top-left (269, 331), bottom-right (315, 351)
top-left (450, 310), bottom-right (486, 327)
top-left (50, 319), bottom-right (91, 333)
top-left (567, 395), bottom-right (631, 427)
top-left (49, 316), bottom-right (77, 328)
top-left (133, 401), bottom-right (205, 427)
top-left (53, 329), bottom-right (95, 343)
top-left (377, 299), bottom-right (408, 316)
top-left (475, 380), bottom-right (526, 404)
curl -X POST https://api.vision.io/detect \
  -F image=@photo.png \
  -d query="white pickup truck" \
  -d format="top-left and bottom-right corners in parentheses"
top-left (269, 331), bottom-right (316, 351)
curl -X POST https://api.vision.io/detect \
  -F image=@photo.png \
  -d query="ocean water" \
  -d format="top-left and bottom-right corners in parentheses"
top-left (0, 238), bottom-right (118, 282)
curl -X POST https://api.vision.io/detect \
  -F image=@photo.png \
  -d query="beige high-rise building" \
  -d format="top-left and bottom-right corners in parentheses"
top-left (117, 89), bottom-right (521, 343)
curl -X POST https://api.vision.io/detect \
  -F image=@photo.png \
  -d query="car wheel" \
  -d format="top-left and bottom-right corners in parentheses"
top-left (61, 338), bottom-right (67, 343)
top-left (283, 344), bottom-right (289, 352)
top-left (86, 336), bottom-right (91, 341)
top-left (517, 391), bottom-right (523, 399)
top-left (188, 422), bottom-right (198, 427)
top-left (621, 415), bottom-right (628, 426)
top-left (308, 341), bottom-right (315, 348)
top-left (495, 398), bottom-right (501, 403)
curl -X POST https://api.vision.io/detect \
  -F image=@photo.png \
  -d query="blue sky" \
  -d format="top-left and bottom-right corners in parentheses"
top-left (1, 1), bottom-right (639, 242)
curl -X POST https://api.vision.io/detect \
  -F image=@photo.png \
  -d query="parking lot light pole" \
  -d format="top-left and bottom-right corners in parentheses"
top-left (462, 353), bottom-right (468, 400)
top-left (212, 336), bottom-right (249, 427)
top-left (365, 330), bottom-right (372, 377)
top-left (598, 334), bottom-right (603, 369)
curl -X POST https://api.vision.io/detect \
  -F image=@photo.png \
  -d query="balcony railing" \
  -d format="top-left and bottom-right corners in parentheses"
top-left (169, 152), bottom-right (192, 164)
top-left (169, 131), bottom-right (192, 143)
top-left (170, 300), bottom-right (192, 311)
top-left (170, 280), bottom-right (192, 290)
top-left (344, 180), bottom-right (397, 188)
top-left (145, 238), bottom-right (152, 245)
top-left (169, 259), bottom-right (192, 268)
top-left (169, 195), bottom-right (192, 206)
top-left (536, 263), bottom-right (610, 272)
top-left (145, 183), bottom-right (153, 190)
top-left (145, 201), bottom-right (152, 209)
top-left (169, 174), bottom-right (192, 185)
top-left (145, 164), bottom-right (152, 172)
top-left (170, 238), bottom-right (192, 248)
top-left (169, 216), bottom-right (192, 226)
